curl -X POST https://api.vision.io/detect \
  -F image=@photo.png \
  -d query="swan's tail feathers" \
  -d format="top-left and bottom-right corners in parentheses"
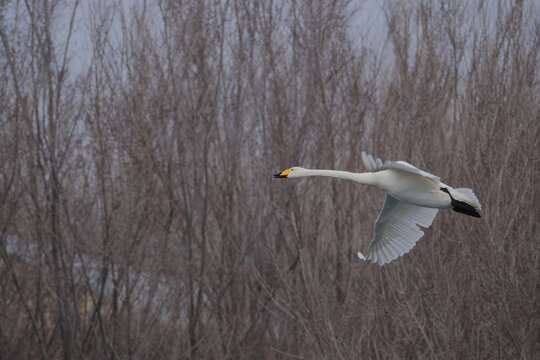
top-left (453, 188), bottom-right (482, 210)
top-left (451, 188), bottom-right (482, 217)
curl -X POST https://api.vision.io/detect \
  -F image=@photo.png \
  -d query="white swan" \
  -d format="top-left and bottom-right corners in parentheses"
top-left (274, 152), bottom-right (481, 265)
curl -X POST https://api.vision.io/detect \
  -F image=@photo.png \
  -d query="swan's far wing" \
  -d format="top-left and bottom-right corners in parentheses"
top-left (361, 152), bottom-right (440, 185)
top-left (383, 161), bottom-right (441, 184)
top-left (362, 152), bottom-right (384, 172)
top-left (358, 195), bottom-right (439, 265)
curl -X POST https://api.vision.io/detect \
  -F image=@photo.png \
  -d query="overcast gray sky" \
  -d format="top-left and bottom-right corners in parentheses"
top-left (58, 0), bottom-right (387, 78)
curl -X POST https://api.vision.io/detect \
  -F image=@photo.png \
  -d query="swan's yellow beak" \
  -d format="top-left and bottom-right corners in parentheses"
top-left (274, 168), bottom-right (291, 178)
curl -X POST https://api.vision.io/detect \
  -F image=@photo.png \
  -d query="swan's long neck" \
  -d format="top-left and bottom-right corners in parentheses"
top-left (298, 169), bottom-right (378, 186)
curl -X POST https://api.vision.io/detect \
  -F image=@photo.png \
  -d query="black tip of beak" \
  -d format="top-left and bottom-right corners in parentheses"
top-left (274, 173), bottom-right (286, 178)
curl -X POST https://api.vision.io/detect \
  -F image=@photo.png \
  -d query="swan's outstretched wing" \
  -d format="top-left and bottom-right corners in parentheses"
top-left (358, 195), bottom-right (438, 265)
top-left (362, 152), bottom-right (440, 185)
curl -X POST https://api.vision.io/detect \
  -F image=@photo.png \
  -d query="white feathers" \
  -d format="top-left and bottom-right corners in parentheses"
top-left (358, 153), bottom-right (442, 264)
top-left (361, 152), bottom-right (384, 172)
top-left (452, 188), bottom-right (482, 210)
top-left (362, 152), bottom-right (441, 185)
top-left (358, 195), bottom-right (439, 265)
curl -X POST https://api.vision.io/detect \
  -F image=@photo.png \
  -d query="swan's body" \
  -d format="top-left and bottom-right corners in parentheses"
top-left (274, 152), bottom-right (481, 265)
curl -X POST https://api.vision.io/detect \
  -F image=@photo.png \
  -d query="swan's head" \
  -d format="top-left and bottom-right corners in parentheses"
top-left (273, 167), bottom-right (306, 179)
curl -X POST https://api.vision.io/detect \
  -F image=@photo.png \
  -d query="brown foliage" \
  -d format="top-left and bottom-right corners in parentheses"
top-left (0, 0), bottom-right (538, 358)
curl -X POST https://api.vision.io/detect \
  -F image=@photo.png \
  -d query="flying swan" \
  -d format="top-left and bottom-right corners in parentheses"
top-left (274, 152), bottom-right (481, 265)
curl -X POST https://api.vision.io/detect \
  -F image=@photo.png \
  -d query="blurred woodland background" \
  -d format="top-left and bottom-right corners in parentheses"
top-left (0, 0), bottom-right (538, 359)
